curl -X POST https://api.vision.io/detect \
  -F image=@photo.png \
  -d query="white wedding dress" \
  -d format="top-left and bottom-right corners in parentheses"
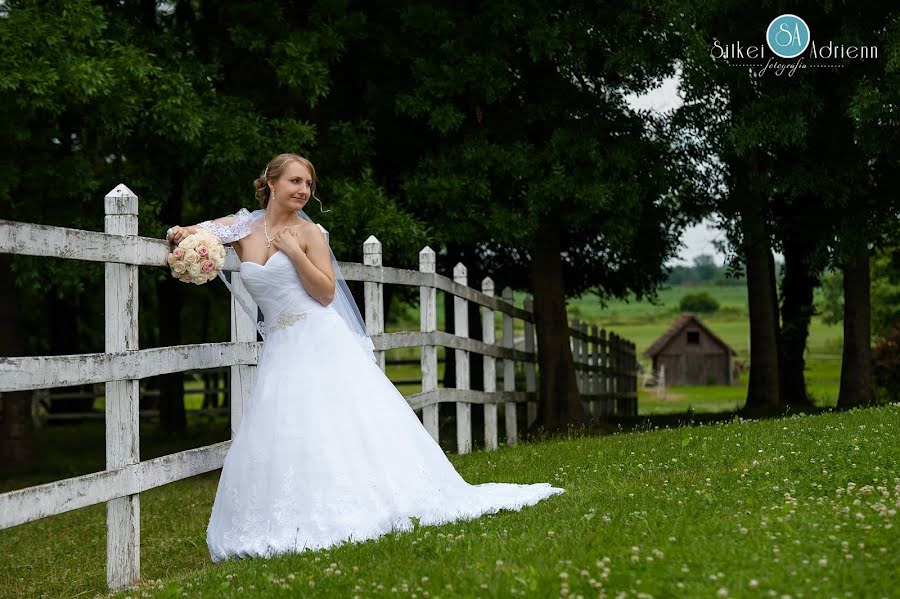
top-left (205, 249), bottom-right (564, 563)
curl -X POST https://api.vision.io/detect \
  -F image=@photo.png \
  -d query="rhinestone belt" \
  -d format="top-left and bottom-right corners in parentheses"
top-left (266, 309), bottom-right (310, 332)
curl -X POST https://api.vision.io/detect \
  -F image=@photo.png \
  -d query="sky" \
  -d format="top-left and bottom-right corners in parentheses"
top-left (623, 75), bottom-right (786, 268)
top-left (624, 75), bottom-right (730, 267)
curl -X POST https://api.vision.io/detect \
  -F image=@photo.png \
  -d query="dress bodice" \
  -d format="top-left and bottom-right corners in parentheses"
top-left (239, 251), bottom-right (334, 332)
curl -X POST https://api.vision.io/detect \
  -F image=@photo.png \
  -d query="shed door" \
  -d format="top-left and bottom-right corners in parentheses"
top-left (686, 356), bottom-right (705, 385)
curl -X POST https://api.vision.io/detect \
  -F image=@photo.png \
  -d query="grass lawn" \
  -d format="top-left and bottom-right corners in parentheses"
top-left (1, 404), bottom-right (897, 598)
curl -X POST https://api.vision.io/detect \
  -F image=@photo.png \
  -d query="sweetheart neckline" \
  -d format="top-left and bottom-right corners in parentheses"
top-left (240, 250), bottom-right (283, 269)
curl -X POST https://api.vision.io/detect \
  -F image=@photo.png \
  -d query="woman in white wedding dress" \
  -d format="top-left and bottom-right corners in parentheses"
top-left (167, 153), bottom-right (564, 564)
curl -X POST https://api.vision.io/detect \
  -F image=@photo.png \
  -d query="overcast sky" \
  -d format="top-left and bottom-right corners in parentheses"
top-left (625, 75), bottom-right (731, 267)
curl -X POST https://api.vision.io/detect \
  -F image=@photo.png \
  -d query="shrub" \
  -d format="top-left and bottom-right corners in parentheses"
top-left (679, 292), bottom-right (720, 314)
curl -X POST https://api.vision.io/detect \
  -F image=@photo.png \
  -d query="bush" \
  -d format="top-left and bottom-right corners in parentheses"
top-left (873, 323), bottom-right (900, 396)
top-left (679, 292), bottom-right (720, 314)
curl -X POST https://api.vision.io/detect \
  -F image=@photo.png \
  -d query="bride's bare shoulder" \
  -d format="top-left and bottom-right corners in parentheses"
top-left (290, 218), bottom-right (319, 235)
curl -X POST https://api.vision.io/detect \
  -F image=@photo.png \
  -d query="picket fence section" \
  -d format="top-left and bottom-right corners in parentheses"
top-left (0, 184), bottom-right (637, 591)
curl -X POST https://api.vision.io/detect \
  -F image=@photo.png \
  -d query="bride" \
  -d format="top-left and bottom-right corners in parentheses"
top-left (166, 153), bottom-right (564, 563)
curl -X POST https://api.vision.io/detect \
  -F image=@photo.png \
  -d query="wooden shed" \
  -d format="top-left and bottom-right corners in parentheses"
top-left (643, 315), bottom-right (737, 386)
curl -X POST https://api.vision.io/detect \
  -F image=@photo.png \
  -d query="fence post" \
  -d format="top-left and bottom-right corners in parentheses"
top-left (579, 321), bottom-right (588, 395)
top-left (578, 321), bottom-right (588, 413)
top-left (589, 324), bottom-right (599, 417)
top-left (104, 184), bottom-right (140, 592)
top-left (419, 247), bottom-right (439, 442)
top-left (482, 277), bottom-right (497, 450)
top-left (364, 235), bottom-right (385, 371)
top-left (502, 287), bottom-right (517, 446)
top-left (630, 341), bottom-right (639, 416)
top-left (453, 263), bottom-right (471, 454)
top-left (599, 329), bottom-right (609, 416)
top-left (230, 261), bottom-right (258, 437)
top-left (611, 333), bottom-right (621, 415)
top-left (523, 297), bottom-right (537, 429)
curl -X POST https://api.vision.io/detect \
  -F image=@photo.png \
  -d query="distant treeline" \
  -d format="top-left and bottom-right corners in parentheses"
top-left (666, 255), bottom-right (745, 286)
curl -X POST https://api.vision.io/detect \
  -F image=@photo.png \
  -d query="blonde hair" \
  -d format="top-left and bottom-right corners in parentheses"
top-left (253, 153), bottom-right (320, 209)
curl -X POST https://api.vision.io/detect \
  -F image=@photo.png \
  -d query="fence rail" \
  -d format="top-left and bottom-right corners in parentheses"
top-left (0, 184), bottom-right (637, 592)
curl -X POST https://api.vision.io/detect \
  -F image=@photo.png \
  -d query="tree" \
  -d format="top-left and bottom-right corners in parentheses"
top-left (366, 2), bottom-right (691, 430)
top-left (0, 0), bottom-right (420, 444)
top-left (675, 1), bottom-right (899, 413)
top-left (837, 8), bottom-right (900, 408)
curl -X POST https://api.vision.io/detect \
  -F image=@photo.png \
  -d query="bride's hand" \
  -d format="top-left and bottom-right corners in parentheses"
top-left (166, 225), bottom-right (192, 245)
top-left (272, 229), bottom-right (305, 259)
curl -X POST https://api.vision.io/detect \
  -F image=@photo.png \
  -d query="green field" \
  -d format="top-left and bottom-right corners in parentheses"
top-left (567, 285), bottom-right (843, 415)
top-left (379, 284), bottom-right (844, 416)
top-left (1, 404), bottom-right (897, 598)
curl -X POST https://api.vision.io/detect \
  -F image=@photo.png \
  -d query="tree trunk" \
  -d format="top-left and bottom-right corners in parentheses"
top-left (779, 233), bottom-right (818, 407)
top-left (838, 244), bottom-right (875, 408)
top-left (531, 215), bottom-right (585, 429)
top-left (738, 156), bottom-right (781, 414)
top-left (0, 256), bottom-right (35, 473)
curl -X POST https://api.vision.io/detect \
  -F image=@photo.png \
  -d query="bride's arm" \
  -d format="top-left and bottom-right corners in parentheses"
top-left (166, 211), bottom-right (249, 245)
top-left (274, 226), bottom-right (336, 306)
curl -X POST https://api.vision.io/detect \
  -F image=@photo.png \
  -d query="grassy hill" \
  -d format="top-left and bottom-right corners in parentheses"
top-left (1, 404), bottom-right (896, 598)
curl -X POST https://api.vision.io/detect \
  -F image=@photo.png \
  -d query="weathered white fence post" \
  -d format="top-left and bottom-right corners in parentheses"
top-left (590, 324), bottom-right (600, 417)
top-left (571, 318), bottom-right (580, 392)
top-left (104, 184), bottom-right (140, 592)
top-left (629, 341), bottom-right (638, 416)
top-left (610, 332), bottom-right (620, 415)
top-left (229, 269), bottom-right (258, 437)
top-left (579, 321), bottom-right (588, 413)
top-left (419, 247), bottom-right (439, 442)
top-left (482, 277), bottom-right (498, 450)
top-left (453, 263), bottom-right (471, 454)
top-left (523, 298), bottom-right (537, 428)
top-left (502, 287), bottom-right (517, 446)
top-left (599, 329), bottom-right (609, 416)
top-left (364, 236), bottom-right (385, 371)
top-left (578, 320), bottom-right (588, 394)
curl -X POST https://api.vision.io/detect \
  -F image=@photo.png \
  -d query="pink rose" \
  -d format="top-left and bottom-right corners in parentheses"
top-left (201, 259), bottom-right (215, 272)
top-left (173, 248), bottom-right (185, 258)
top-left (197, 245), bottom-right (209, 256)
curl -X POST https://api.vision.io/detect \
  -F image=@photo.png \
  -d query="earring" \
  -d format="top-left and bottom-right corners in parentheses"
top-left (270, 187), bottom-right (275, 203)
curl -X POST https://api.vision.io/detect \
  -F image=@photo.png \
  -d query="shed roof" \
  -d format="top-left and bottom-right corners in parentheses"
top-left (642, 314), bottom-right (737, 358)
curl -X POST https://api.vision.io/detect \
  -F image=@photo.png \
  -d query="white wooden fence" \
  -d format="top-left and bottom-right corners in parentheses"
top-left (0, 184), bottom-right (637, 592)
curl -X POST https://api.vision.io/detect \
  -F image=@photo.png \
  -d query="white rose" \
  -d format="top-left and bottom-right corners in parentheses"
top-left (166, 254), bottom-right (177, 266)
top-left (180, 236), bottom-right (199, 250)
top-left (188, 263), bottom-right (203, 277)
top-left (172, 261), bottom-right (187, 274)
top-left (214, 257), bottom-right (225, 270)
top-left (183, 249), bottom-right (200, 264)
top-left (211, 247), bottom-right (225, 260)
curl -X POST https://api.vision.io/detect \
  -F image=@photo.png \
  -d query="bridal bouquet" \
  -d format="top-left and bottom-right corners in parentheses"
top-left (166, 229), bottom-right (226, 285)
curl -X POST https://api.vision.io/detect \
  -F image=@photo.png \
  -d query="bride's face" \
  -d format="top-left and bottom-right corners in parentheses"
top-left (272, 161), bottom-right (313, 210)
